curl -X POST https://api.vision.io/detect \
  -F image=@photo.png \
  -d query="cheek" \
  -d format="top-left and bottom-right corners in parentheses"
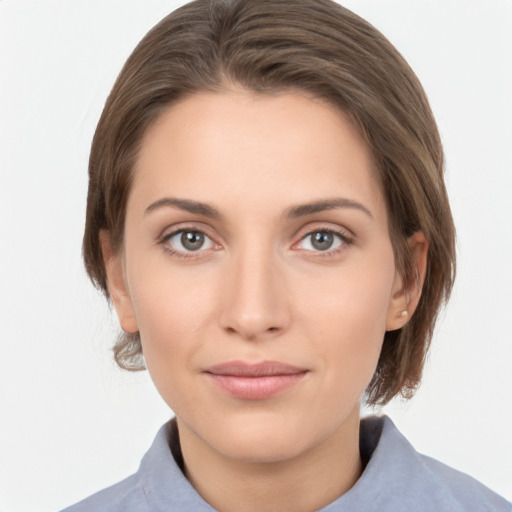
top-left (299, 254), bottom-right (395, 385)
top-left (127, 261), bottom-right (218, 389)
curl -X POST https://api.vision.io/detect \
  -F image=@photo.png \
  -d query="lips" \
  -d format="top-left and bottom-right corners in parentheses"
top-left (204, 361), bottom-right (308, 400)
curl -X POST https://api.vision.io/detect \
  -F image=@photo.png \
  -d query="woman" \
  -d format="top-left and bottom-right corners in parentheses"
top-left (62, 0), bottom-right (510, 510)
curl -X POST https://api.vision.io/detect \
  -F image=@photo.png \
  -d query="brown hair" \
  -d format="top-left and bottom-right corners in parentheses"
top-left (83, 0), bottom-right (456, 405)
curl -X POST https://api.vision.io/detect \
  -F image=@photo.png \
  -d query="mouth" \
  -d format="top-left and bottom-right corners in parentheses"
top-left (203, 360), bottom-right (308, 400)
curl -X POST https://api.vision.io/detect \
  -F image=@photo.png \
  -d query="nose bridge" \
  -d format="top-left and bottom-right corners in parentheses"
top-left (220, 237), bottom-right (290, 340)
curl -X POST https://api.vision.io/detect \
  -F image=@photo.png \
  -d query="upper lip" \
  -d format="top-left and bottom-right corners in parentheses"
top-left (205, 360), bottom-right (307, 377)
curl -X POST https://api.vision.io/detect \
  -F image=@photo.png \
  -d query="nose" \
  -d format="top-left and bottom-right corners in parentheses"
top-left (219, 245), bottom-right (291, 341)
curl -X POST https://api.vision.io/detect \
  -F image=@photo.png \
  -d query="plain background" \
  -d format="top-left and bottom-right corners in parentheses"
top-left (1, 1), bottom-right (511, 510)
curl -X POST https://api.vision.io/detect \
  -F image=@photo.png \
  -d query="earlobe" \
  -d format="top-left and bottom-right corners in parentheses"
top-left (386, 232), bottom-right (428, 331)
top-left (99, 230), bottom-right (139, 334)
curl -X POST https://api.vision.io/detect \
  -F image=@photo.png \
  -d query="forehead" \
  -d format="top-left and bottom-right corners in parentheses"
top-left (131, 90), bottom-right (386, 222)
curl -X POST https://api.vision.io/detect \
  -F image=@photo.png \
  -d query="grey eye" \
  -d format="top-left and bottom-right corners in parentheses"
top-left (181, 231), bottom-right (205, 251)
top-left (311, 232), bottom-right (334, 251)
top-left (299, 231), bottom-right (343, 252)
top-left (167, 230), bottom-right (214, 252)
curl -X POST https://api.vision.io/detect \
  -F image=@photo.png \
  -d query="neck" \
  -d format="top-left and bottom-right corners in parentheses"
top-left (177, 407), bottom-right (362, 512)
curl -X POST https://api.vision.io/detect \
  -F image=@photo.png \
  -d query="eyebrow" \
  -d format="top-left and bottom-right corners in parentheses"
top-left (144, 196), bottom-right (373, 220)
top-left (145, 197), bottom-right (221, 218)
top-left (286, 198), bottom-right (373, 219)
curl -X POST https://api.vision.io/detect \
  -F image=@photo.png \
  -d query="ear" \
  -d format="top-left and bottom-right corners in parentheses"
top-left (99, 230), bottom-right (139, 334)
top-left (386, 232), bottom-right (428, 331)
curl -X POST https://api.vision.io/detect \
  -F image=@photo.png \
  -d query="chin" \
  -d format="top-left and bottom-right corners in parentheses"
top-left (217, 431), bottom-right (307, 464)
top-left (198, 410), bottom-right (326, 464)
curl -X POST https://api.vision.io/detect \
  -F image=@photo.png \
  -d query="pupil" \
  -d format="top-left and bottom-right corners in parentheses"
top-left (311, 232), bottom-right (333, 251)
top-left (181, 231), bottom-right (204, 251)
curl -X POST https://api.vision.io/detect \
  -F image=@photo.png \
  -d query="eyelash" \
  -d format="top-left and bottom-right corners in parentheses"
top-left (293, 227), bottom-right (354, 259)
top-left (158, 226), bottom-right (219, 259)
top-left (157, 225), bottom-right (354, 259)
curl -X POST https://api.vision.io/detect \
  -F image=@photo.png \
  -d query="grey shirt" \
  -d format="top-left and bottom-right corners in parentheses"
top-left (62, 416), bottom-right (511, 511)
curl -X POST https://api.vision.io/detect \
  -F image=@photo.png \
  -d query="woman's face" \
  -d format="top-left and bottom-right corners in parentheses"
top-left (107, 90), bottom-right (409, 463)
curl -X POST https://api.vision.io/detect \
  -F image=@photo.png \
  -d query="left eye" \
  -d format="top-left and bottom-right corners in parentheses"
top-left (166, 230), bottom-right (215, 253)
top-left (298, 231), bottom-right (344, 252)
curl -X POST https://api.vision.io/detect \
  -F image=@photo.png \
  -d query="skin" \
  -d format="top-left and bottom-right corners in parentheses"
top-left (102, 90), bottom-right (427, 512)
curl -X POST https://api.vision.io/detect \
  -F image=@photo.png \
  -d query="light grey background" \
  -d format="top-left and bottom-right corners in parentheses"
top-left (1, 1), bottom-right (511, 511)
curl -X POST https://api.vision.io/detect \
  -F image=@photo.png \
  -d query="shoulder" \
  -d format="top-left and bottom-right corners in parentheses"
top-left (417, 451), bottom-right (511, 512)
top-left (346, 416), bottom-right (511, 512)
top-left (60, 472), bottom-right (148, 512)
top-left (60, 419), bottom-right (216, 512)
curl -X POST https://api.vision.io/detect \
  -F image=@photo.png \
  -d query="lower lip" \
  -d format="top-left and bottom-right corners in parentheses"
top-left (206, 372), bottom-right (307, 400)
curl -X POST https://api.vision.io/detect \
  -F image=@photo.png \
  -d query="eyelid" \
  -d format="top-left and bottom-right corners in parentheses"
top-left (157, 223), bottom-right (222, 256)
top-left (157, 221), bottom-right (218, 242)
top-left (168, 230), bottom-right (215, 252)
top-left (292, 222), bottom-right (355, 244)
top-left (291, 224), bottom-right (355, 255)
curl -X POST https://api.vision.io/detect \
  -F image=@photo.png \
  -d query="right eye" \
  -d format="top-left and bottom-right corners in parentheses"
top-left (164, 230), bottom-right (215, 254)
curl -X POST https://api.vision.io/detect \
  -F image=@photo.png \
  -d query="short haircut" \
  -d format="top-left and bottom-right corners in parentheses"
top-left (83, 0), bottom-right (456, 405)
